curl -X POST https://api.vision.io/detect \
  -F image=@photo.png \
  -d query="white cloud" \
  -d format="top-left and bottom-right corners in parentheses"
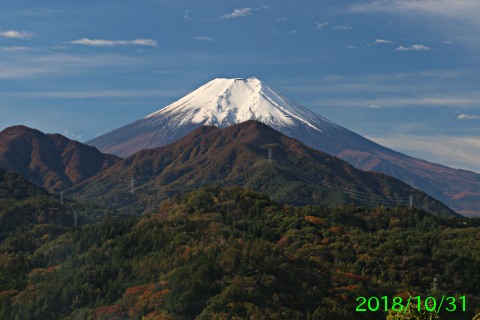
top-left (0, 30), bottom-right (33, 39)
top-left (365, 133), bottom-right (480, 173)
top-left (396, 44), bottom-right (431, 51)
top-left (334, 25), bottom-right (352, 30)
top-left (320, 96), bottom-right (474, 107)
top-left (351, 0), bottom-right (480, 31)
top-left (368, 104), bottom-right (381, 109)
top-left (352, 0), bottom-right (480, 17)
top-left (220, 8), bottom-right (253, 19)
top-left (458, 114), bottom-right (480, 120)
top-left (0, 65), bottom-right (53, 79)
top-left (0, 52), bottom-right (144, 79)
top-left (316, 22), bottom-right (330, 29)
top-left (291, 30), bottom-right (298, 34)
top-left (50, 45), bottom-right (68, 50)
top-left (375, 39), bottom-right (394, 44)
top-left (184, 10), bottom-right (191, 20)
top-left (71, 38), bottom-right (158, 47)
top-left (192, 36), bottom-right (213, 41)
top-left (1, 46), bottom-right (30, 51)
top-left (443, 41), bottom-right (454, 44)
top-left (63, 129), bottom-right (82, 139)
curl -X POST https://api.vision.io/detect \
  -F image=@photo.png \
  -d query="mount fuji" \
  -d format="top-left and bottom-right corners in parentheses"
top-left (87, 77), bottom-right (480, 216)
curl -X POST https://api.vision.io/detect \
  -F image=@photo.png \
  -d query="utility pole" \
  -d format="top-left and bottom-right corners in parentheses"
top-left (268, 148), bottom-right (272, 164)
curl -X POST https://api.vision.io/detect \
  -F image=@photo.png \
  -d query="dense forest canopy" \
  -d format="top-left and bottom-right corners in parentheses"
top-left (0, 185), bottom-right (479, 319)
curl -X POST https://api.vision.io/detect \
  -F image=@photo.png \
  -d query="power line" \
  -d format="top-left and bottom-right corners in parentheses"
top-left (271, 154), bottom-right (428, 210)
top-left (276, 156), bottom-right (410, 201)
top-left (275, 157), bottom-right (404, 202)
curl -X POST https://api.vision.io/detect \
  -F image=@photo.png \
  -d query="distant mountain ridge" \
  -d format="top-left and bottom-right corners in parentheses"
top-left (74, 121), bottom-right (456, 217)
top-left (0, 125), bottom-right (121, 193)
top-left (86, 77), bottom-right (480, 216)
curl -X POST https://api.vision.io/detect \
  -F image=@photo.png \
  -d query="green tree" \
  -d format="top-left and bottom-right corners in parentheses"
top-left (386, 299), bottom-right (442, 320)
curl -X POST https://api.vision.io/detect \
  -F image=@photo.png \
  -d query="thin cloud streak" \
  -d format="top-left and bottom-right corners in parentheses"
top-left (1, 46), bottom-right (31, 51)
top-left (396, 44), bottom-right (431, 51)
top-left (458, 114), bottom-right (480, 120)
top-left (316, 22), bottom-right (330, 29)
top-left (192, 36), bottom-right (213, 41)
top-left (351, 0), bottom-right (480, 29)
top-left (352, 0), bottom-right (480, 16)
top-left (333, 25), bottom-right (352, 30)
top-left (366, 133), bottom-right (480, 173)
top-left (3, 89), bottom-right (186, 99)
top-left (220, 8), bottom-right (253, 19)
top-left (71, 38), bottom-right (158, 47)
top-left (0, 52), bottom-right (144, 79)
top-left (375, 39), bottom-right (393, 44)
top-left (314, 96), bottom-right (476, 108)
top-left (0, 65), bottom-right (56, 79)
top-left (0, 30), bottom-right (33, 39)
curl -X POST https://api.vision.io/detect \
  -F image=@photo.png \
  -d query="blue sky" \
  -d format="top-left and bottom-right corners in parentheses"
top-left (1, 0), bottom-right (480, 172)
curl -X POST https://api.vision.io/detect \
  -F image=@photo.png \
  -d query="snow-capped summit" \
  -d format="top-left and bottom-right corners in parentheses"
top-left (87, 77), bottom-right (355, 158)
top-left (143, 77), bottom-right (338, 133)
top-left (87, 77), bottom-right (480, 216)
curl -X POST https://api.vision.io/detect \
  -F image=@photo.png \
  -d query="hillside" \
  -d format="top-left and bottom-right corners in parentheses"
top-left (85, 77), bottom-right (480, 217)
top-left (0, 186), bottom-right (479, 319)
top-left (72, 121), bottom-right (456, 217)
top-left (0, 125), bottom-right (121, 194)
top-left (0, 167), bottom-right (116, 240)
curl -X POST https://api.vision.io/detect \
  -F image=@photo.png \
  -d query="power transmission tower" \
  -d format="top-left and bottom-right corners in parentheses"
top-left (268, 148), bottom-right (272, 163)
top-left (433, 277), bottom-right (437, 291)
top-left (130, 178), bottom-right (135, 194)
top-left (73, 211), bottom-right (78, 228)
top-left (409, 195), bottom-right (413, 207)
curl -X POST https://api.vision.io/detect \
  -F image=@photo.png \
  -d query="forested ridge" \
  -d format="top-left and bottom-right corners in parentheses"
top-left (0, 125), bottom-right (121, 193)
top-left (0, 167), bottom-right (117, 241)
top-left (67, 121), bottom-right (456, 217)
top-left (0, 185), bottom-right (479, 319)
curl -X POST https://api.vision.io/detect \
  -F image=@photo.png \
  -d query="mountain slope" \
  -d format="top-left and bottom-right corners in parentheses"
top-left (74, 121), bottom-right (456, 217)
top-left (86, 77), bottom-right (480, 216)
top-left (0, 166), bottom-right (119, 241)
top-left (0, 125), bottom-right (121, 194)
top-left (1, 186), bottom-right (479, 319)
top-left (86, 77), bottom-right (350, 157)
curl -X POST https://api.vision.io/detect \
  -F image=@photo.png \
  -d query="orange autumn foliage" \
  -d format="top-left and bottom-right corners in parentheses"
top-left (94, 281), bottom-right (170, 319)
top-left (327, 227), bottom-right (346, 235)
top-left (305, 216), bottom-right (324, 225)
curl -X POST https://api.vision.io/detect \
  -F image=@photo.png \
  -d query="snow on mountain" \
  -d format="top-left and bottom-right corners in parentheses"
top-left (86, 77), bottom-right (480, 216)
top-left (143, 77), bottom-right (339, 133)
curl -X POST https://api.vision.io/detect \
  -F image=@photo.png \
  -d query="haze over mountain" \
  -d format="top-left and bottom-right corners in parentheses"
top-left (87, 77), bottom-right (480, 216)
top-left (77, 121), bottom-right (456, 217)
top-left (0, 125), bottom-right (121, 193)
top-left (0, 166), bottom-right (116, 239)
